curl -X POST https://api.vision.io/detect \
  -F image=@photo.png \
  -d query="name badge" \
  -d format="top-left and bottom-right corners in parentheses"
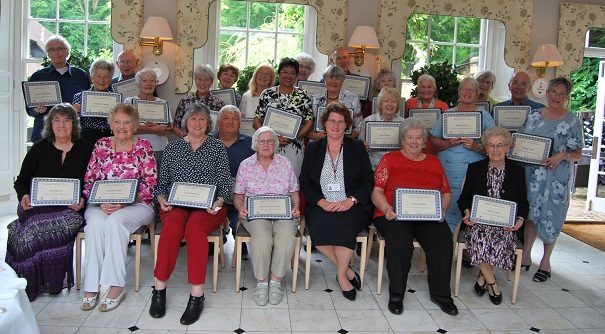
top-left (327, 183), bottom-right (341, 192)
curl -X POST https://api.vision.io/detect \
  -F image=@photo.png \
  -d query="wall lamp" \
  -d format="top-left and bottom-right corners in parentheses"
top-left (530, 43), bottom-right (564, 98)
top-left (347, 26), bottom-right (380, 66)
top-left (140, 16), bottom-right (173, 56)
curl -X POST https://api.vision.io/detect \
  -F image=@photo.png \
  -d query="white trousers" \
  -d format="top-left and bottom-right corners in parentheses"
top-left (83, 203), bottom-right (154, 292)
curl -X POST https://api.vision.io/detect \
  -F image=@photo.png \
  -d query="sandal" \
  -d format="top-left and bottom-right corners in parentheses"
top-left (98, 289), bottom-right (126, 312)
top-left (474, 272), bottom-right (486, 296)
top-left (486, 280), bottom-right (502, 305)
top-left (533, 269), bottom-right (551, 282)
top-left (80, 292), bottom-right (99, 311)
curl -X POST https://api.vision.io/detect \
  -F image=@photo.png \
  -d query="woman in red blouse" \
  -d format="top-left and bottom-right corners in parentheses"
top-left (371, 117), bottom-right (458, 316)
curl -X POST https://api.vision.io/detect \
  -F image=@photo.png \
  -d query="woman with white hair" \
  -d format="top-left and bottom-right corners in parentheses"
top-left (294, 52), bottom-right (316, 84)
top-left (405, 73), bottom-right (449, 116)
top-left (233, 126), bottom-right (300, 306)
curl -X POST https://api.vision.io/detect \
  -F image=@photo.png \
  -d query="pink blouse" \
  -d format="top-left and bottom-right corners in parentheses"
top-left (83, 137), bottom-right (157, 205)
top-left (234, 154), bottom-right (299, 196)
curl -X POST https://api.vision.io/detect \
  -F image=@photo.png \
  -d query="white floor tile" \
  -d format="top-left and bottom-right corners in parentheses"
top-left (336, 309), bottom-right (391, 332)
top-left (515, 307), bottom-right (576, 330)
top-left (470, 308), bottom-right (529, 330)
top-left (239, 308), bottom-right (291, 332)
top-left (533, 290), bottom-right (587, 307)
top-left (289, 308), bottom-right (340, 332)
top-left (555, 307), bottom-right (605, 329)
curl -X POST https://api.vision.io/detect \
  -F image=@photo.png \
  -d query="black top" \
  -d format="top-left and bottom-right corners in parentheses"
top-left (14, 138), bottom-right (93, 201)
top-left (299, 136), bottom-right (374, 213)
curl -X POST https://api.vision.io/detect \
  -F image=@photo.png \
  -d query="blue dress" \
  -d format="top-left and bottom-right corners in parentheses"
top-left (431, 108), bottom-right (495, 231)
top-left (518, 109), bottom-right (583, 244)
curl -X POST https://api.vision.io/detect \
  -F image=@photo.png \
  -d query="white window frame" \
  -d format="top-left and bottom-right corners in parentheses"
top-left (584, 29), bottom-right (605, 59)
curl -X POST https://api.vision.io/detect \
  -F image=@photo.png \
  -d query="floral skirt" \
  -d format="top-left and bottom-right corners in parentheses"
top-left (464, 223), bottom-right (516, 270)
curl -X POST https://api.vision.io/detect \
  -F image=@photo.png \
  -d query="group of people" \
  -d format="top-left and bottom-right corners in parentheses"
top-left (7, 35), bottom-right (583, 326)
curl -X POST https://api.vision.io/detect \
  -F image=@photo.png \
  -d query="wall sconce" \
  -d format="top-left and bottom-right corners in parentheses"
top-left (530, 43), bottom-right (564, 98)
top-left (347, 26), bottom-right (380, 66)
top-left (140, 16), bottom-right (173, 56)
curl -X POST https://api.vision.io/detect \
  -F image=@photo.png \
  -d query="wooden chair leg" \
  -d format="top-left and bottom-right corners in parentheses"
top-left (454, 242), bottom-right (465, 297)
top-left (304, 236), bottom-right (312, 290)
top-left (219, 228), bottom-right (225, 268)
top-left (235, 237), bottom-right (243, 292)
top-left (291, 233), bottom-right (301, 293)
top-left (512, 248), bottom-right (522, 304)
top-left (419, 248), bottom-right (426, 273)
top-left (365, 226), bottom-right (376, 270)
top-left (148, 222), bottom-right (155, 259)
top-left (212, 237), bottom-right (219, 293)
top-left (377, 239), bottom-right (385, 295)
top-left (134, 235), bottom-right (142, 292)
top-left (75, 232), bottom-right (84, 290)
top-left (358, 237), bottom-right (367, 289)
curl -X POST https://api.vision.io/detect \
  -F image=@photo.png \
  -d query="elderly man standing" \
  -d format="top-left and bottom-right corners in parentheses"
top-left (112, 49), bottom-right (139, 83)
top-left (331, 47), bottom-right (351, 75)
top-left (27, 35), bottom-right (90, 143)
top-left (495, 71), bottom-right (545, 110)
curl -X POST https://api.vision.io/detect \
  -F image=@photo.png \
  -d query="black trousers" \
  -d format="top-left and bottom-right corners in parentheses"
top-left (374, 216), bottom-right (453, 297)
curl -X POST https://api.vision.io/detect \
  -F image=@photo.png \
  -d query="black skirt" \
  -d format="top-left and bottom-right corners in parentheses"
top-left (305, 205), bottom-right (371, 249)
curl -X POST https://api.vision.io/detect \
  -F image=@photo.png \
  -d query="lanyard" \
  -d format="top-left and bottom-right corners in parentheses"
top-left (329, 144), bottom-right (343, 178)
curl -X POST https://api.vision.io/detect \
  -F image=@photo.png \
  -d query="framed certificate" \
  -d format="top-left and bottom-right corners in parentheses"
top-left (343, 75), bottom-right (371, 100)
top-left (210, 110), bottom-right (219, 127)
top-left (372, 97), bottom-right (405, 117)
top-left (408, 108), bottom-right (441, 130)
top-left (493, 106), bottom-right (530, 131)
top-left (210, 88), bottom-right (237, 106)
top-left (240, 118), bottom-right (255, 136)
top-left (365, 121), bottom-right (402, 149)
top-left (247, 195), bottom-right (292, 220)
top-left (262, 107), bottom-right (302, 139)
top-left (442, 112), bottom-right (482, 139)
top-left (88, 179), bottom-right (138, 204)
top-left (133, 99), bottom-right (170, 123)
top-left (168, 182), bottom-right (217, 209)
top-left (314, 106), bottom-right (353, 134)
top-left (298, 81), bottom-right (326, 97)
top-left (470, 195), bottom-right (517, 228)
top-left (80, 91), bottom-right (122, 118)
top-left (507, 133), bottom-right (553, 165)
top-left (30, 177), bottom-right (80, 207)
top-left (476, 101), bottom-right (491, 113)
top-left (111, 78), bottom-right (139, 101)
top-left (22, 81), bottom-right (62, 107)
top-left (394, 188), bottom-right (442, 221)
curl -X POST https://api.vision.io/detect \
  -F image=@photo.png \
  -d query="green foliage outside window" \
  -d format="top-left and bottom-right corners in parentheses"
top-left (409, 62), bottom-right (461, 108)
top-left (571, 57), bottom-right (600, 113)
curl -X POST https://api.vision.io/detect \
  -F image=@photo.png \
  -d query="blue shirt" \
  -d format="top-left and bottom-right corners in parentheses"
top-left (211, 132), bottom-right (255, 178)
top-left (27, 63), bottom-right (90, 142)
top-left (495, 97), bottom-right (545, 110)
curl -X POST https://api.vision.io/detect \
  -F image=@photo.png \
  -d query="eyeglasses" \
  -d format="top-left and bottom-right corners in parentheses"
top-left (47, 47), bottom-right (67, 53)
top-left (511, 81), bottom-right (529, 87)
top-left (119, 60), bottom-right (136, 65)
top-left (486, 143), bottom-right (508, 150)
top-left (547, 91), bottom-right (568, 98)
top-left (258, 139), bottom-right (275, 145)
top-left (299, 65), bottom-right (312, 70)
top-left (279, 71), bottom-right (297, 77)
top-left (460, 88), bottom-right (477, 93)
top-left (51, 119), bottom-right (72, 125)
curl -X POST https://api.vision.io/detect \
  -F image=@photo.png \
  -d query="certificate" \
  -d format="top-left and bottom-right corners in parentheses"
top-left (240, 118), bottom-right (255, 136)
top-left (30, 177), bottom-right (80, 207)
top-left (470, 195), bottom-right (517, 228)
top-left (315, 106), bottom-right (353, 134)
top-left (507, 133), bottom-right (552, 165)
top-left (88, 179), bottom-right (138, 204)
top-left (210, 110), bottom-right (219, 127)
top-left (168, 182), bottom-right (217, 209)
top-left (493, 106), bottom-right (530, 131)
top-left (111, 78), bottom-right (139, 101)
top-left (442, 112), bottom-right (482, 139)
top-left (343, 75), bottom-right (371, 100)
top-left (210, 88), bottom-right (237, 106)
top-left (133, 99), bottom-right (170, 123)
top-left (394, 188), bottom-right (442, 221)
top-left (365, 121), bottom-right (402, 149)
top-left (372, 97), bottom-right (405, 117)
top-left (247, 195), bottom-right (292, 220)
top-left (298, 81), bottom-right (326, 97)
top-left (263, 107), bottom-right (302, 139)
top-left (80, 91), bottom-right (122, 117)
top-left (476, 101), bottom-right (491, 113)
top-left (22, 81), bottom-right (61, 107)
top-left (408, 108), bottom-right (441, 130)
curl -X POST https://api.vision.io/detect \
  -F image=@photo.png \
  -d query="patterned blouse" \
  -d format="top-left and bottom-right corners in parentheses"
top-left (320, 149), bottom-right (347, 201)
top-left (487, 165), bottom-right (505, 199)
top-left (73, 89), bottom-right (110, 131)
top-left (312, 90), bottom-right (362, 133)
top-left (173, 91), bottom-right (226, 130)
top-left (83, 137), bottom-right (157, 205)
top-left (234, 153), bottom-right (299, 196)
top-left (156, 137), bottom-right (233, 202)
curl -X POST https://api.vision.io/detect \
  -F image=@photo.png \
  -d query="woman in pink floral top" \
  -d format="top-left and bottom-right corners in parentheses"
top-left (80, 103), bottom-right (157, 313)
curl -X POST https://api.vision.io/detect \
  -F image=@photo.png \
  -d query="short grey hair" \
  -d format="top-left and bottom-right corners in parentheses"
top-left (481, 126), bottom-right (512, 146)
top-left (376, 87), bottom-right (402, 116)
top-left (458, 77), bottom-right (479, 93)
top-left (322, 65), bottom-right (346, 81)
top-left (294, 52), bottom-right (315, 72)
top-left (181, 103), bottom-right (213, 135)
top-left (400, 117), bottom-right (428, 142)
top-left (476, 70), bottom-right (496, 84)
top-left (251, 126), bottom-right (279, 152)
top-left (217, 105), bottom-right (241, 126)
top-left (417, 73), bottom-right (437, 90)
top-left (42, 103), bottom-right (81, 141)
top-left (193, 64), bottom-right (216, 82)
top-left (45, 35), bottom-right (71, 55)
top-left (374, 69), bottom-right (398, 91)
top-left (89, 58), bottom-right (115, 78)
top-left (134, 69), bottom-right (157, 86)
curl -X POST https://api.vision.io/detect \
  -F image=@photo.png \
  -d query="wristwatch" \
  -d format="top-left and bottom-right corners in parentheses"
top-left (349, 196), bottom-right (358, 204)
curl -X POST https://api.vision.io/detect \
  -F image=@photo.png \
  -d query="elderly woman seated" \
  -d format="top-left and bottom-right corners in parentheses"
top-left (233, 126), bottom-right (300, 306)
top-left (371, 117), bottom-right (458, 316)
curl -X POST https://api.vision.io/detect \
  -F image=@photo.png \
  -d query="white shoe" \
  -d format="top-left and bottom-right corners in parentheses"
top-left (253, 282), bottom-right (269, 306)
top-left (98, 289), bottom-right (126, 312)
top-left (268, 280), bottom-right (284, 305)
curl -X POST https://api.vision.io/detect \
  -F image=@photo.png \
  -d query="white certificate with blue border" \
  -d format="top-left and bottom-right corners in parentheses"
top-left (247, 195), bottom-right (292, 220)
top-left (476, 101), bottom-right (491, 113)
top-left (507, 132), bottom-right (552, 165)
top-left (372, 97), bottom-right (405, 117)
top-left (240, 118), bottom-right (255, 136)
top-left (168, 182), bottom-right (216, 209)
top-left (442, 112), bottom-right (482, 139)
top-left (111, 78), bottom-right (138, 101)
top-left (493, 106), bottom-right (530, 131)
top-left (81, 91), bottom-right (122, 117)
top-left (470, 195), bottom-right (517, 228)
top-left (408, 108), bottom-right (441, 130)
top-left (210, 88), bottom-right (237, 106)
top-left (314, 106), bottom-right (353, 134)
top-left (263, 107), bottom-right (302, 139)
top-left (133, 99), bottom-right (170, 124)
top-left (365, 121), bottom-right (402, 149)
top-left (30, 177), bottom-right (80, 207)
top-left (22, 81), bottom-right (62, 107)
top-left (343, 75), bottom-right (371, 100)
top-left (88, 179), bottom-right (138, 204)
top-left (395, 188), bottom-right (442, 221)
top-left (209, 110), bottom-right (219, 128)
top-left (298, 81), bottom-right (326, 97)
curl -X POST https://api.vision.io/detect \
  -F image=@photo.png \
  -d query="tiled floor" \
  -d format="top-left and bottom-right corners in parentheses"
top-left (1, 197), bottom-right (605, 334)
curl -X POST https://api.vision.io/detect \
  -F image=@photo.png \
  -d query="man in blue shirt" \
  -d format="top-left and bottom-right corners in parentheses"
top-left (496, 71), bottom-right (545, 110)
top-left (112, 49), bottom-right (139, 83)
top-left (27, 35), bottom-right (90, 143)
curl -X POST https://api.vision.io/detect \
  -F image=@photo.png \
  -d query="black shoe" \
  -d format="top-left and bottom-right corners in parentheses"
top-left (486, 281), bottom-right (502, 305)
top-left (149, 288), bottom-right (166, 318)
top-left (348, 267), bottom-right (362, 290)
top-left (336, 275), bottom-right (356, 301)
top-left (430, 295), bottom-right (459, 316)
top-left (241, 242), bottom-right (248, 256)
top-left (388, 293), bottom-right (404, 315)
top-left (521, 264), bottom-right (531, 271)
top-left (355, 242), bottom-right (362, 256)
top-left (180, 294), bottom-right (205, 325)
top-left (474, 272), bottom-right (486, 296)
top-left (462, 259), bottom-right (473, 268)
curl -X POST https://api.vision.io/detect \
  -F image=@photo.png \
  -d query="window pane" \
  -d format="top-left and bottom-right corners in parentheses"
top-left (431, 16), bottom-right (454, 43)
top-left (220, 0), bottom-right (247, 29)
top-left (30, 0), bottom-right (57, 19)
top-left (88, 0), bottom-right (111, 22)
top-left (29, 19), bottom-right (57, 58)
top-left (88, 24), bottom-right (113, 58)
top-left (589, 28), bottom-right (605, 48)
top-left (277, 34), bottom-right (303, 60)
top-left (406, 14), bottom-right (428, 42)
top-left (219, 31), bottom-right (247, 68)
top-left (278, 3), bottom-right (304, 33)
top-left (59, 22), bottom-right (85, 54)
top-left (250, 2), bottom-right (276, 31)
top-left (402, 42), bottom-right (425, 78)
top-left (457, 17), bottom-right (481, 44)
top-left (455, 46), bottom-right (479, 76)
top-left (59, 0), bottom-right (85, 20)
top-left (430, 44), bottom-right (453, 64)
top-left (247, 32), bottom-right (277, 66)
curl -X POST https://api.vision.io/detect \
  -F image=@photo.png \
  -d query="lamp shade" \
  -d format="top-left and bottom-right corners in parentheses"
top-left (348, 26), bottom-right (379, 49)
top-left (531, 43), bottom-right (563, 68)
top-left (140, 16), bottom-right (173, 40)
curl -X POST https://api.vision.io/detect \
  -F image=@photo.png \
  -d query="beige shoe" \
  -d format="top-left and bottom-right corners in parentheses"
top-left (268, 280), bottom-right (284, 305)
top-left (253, 282), bottom-right (269, 306)
top-left (80, 292), bottom-right (99, 311)
top-left (98, 289), bottom-right (126, 312)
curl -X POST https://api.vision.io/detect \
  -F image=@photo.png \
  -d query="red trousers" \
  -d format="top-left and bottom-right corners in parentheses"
top-left (154, 207), bottom-right (226, 284)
